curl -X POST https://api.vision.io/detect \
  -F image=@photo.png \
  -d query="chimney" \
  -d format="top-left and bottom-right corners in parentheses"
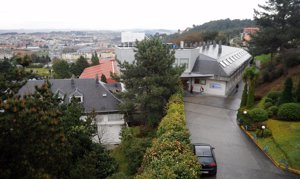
top-left (218, 40), bottom-right (222, 54)
top-left (213, 40), bottom-right (216, 48)
top-left (180, 41), bottom-right (184, 49)
top-left (95, 73), bottom-right (99, 84)
top-left (202, 42), bottom-right (206, 50)
top-left (71, 74), bottom-right (75, 87)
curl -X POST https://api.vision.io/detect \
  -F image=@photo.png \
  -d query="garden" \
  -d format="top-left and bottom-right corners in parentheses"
top-left (238, 74), bottom-right (300, 172)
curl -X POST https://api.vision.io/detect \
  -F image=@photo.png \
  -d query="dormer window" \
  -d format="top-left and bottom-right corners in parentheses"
top-left (69, 88), bottom-right (84, 103)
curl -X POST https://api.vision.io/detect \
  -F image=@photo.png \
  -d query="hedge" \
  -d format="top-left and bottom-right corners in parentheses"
top-left (277, 103), bottom-right (300, 121)
top-left (135, 94), bottom-right (200, 179)
top-left (249, 108), bottom-right (268, 122)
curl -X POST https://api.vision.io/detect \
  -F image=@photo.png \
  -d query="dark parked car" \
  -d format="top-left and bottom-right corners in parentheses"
top-left (193, 143), bottom-right (217, 175)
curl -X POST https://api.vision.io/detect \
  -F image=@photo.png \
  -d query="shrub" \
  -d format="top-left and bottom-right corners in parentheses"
top-left (264, 102), bottom-right (273, 109)
top-left (256, 128), bottom-right (272, 138)
top-left (267, 91), bottom-right (281, 103)
top-left (265, 97), bottom-right (273, 104)
top-left (277, 103), bottom-right (300, 121)
top-left (268, 106), bottom-right (279, 117)
top-left (249, 108), bottom-right (268, 122)
top-left (136, 93), bottom-right (200, 179)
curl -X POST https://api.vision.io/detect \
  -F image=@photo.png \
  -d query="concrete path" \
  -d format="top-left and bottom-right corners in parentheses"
top-left (184, 82), bottom-right (298, 179)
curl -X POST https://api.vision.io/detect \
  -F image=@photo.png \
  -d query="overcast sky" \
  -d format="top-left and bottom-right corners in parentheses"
top-left (1, 0), bottom-right (266, 30)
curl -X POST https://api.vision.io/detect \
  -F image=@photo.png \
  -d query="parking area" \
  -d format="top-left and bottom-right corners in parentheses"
top-left (184, 94), bottom-right (298, 179)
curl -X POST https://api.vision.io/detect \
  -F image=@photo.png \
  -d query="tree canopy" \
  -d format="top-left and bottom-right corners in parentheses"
top-left (0, 81), bottom-right (117, 178)
top-left (91, 51), bottom-right (100, 66)
top-left (250, 0), bottom-right (300, 56)
top-left (70, 56), bottom-right (90, 77)
top-left (52, 59), bottom-right (72, 78)
top-left (116, 37), bottom-right (184, 126)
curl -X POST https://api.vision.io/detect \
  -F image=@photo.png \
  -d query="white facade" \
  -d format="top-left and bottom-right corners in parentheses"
top-left (121, 32), bottom-right (145, 43)
top-left (82, 113), bottom-right (125, 145)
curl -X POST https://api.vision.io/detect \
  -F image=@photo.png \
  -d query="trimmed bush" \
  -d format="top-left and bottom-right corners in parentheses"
top-left (268, 106), bottom-right (279, 117)
top-left (136, 93), bottom-right (200, 179)
top-left (256, 128), bottom-right (272, 138)
top-left (265, 97), bottom-right (273, 104)
top-left (264, 102), bottom-right (273, 109)
top-left (267, 91), bottom-right (281, 104)
top-left (249, 108), bottom-right (268, 122)
top-left (277, 103), bottom-right (300, 121)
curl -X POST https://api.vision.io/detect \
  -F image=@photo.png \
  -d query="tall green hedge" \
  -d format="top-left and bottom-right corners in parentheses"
top-left (135, 94), bottom-right (200, 179)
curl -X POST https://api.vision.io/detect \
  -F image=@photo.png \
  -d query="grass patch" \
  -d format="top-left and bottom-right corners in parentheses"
top-left (267, 119), bottom-right (300, 169)
top-left (255, 54), bottom-right (271, 64)
top-left (110, 145), bottom-right (129, 174)
top-left (26, 68), bottom-right (50, 77)
top-left (253, 119), bottom-right (300, 170)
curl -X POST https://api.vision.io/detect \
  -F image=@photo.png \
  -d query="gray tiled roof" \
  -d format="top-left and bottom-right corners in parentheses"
top-left (18, 78), bottom-right (121, 113)
top-left (192, 45), bottom-right (251, 77)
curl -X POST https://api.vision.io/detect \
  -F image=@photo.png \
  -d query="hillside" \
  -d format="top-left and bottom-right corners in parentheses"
top-left (166, 18), bottom-right (255, 44)
top-left (189, 18), bottom-right (255, 32)
top-left (255, 64), bottom-right (300, 97)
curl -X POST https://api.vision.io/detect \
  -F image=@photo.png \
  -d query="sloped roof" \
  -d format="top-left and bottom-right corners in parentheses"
top-left (18, 79), bottom-right (121, 113)
top-left (192, 45), bottom-right (251, 77)
top-left (79, 59), bottom-right (119, 84)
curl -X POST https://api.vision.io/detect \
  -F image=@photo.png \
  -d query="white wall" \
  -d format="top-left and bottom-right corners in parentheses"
top-left (192, 79), bottom-right (226, 96)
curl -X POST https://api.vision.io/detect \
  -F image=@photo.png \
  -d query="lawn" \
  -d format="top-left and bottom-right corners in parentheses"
top-left (256, 119), bottom-right (300, 170)
top-left (26, 68), bottom-right (51, 77)
top-left (255, 54), bottom-right (271, 64)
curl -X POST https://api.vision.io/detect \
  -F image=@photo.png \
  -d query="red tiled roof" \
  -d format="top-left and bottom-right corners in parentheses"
top-left (79, 59), bottom-right (119, 84)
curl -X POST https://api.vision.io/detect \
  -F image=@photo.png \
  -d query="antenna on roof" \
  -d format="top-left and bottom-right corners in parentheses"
top-left (71, 74), bottom-right (75, 87)
top-left (218, 40), bottom-right (222, 55)
top-left (95, 73), bottom-right (99, 84)
top-left (213, 40), bottom-right (216, 48)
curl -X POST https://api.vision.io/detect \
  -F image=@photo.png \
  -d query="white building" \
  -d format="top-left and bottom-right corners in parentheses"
top-left (115, 41), bottom-right (251, 97)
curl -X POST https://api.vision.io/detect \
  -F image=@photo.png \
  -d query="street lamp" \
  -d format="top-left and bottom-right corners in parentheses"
top-left (261, 125), bottom-right (265, 137)
top-left (243, 110), bottom-right (247, 115)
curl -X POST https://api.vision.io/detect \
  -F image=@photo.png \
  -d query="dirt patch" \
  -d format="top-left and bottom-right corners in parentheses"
top-left (255, 64), bottom-right (300, 97)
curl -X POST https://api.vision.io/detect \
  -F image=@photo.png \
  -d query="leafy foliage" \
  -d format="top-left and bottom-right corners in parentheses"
top-left (250, 0), bottom-right (300, 56)
top-left (70, 56), bottom-right (90, 77)
top-left (296, 77), bottom-right (300, 103)
top-left (0, 81), bottom-right (117, 178)
top-left (136, 93), bottom-right (200, 179)
top-left (277, 103), bottom-right (300, 121)
top-left (249, 108), bottom-right (268, 122)
top-left (91, 51), bottom-right (100, 66)
top-left (101, 74), bottom-right (107, 83)
top-left (116, 37), bottom-right (184, 126)
top-left (52, 59), bottom-right (72, 78)
top-left (278, 77), bottom-right (293, 105)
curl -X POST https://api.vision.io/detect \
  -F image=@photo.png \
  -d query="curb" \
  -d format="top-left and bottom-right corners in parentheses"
top-left (240, 125), bottom-right (300, 175)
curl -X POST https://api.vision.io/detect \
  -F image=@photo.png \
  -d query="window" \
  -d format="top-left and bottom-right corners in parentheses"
top-left (220, 61), bottom-right (227, 68)
top-left (194, 78), bottom-right (200, 84)
top-left (200, 79), bottom-right (206, 85)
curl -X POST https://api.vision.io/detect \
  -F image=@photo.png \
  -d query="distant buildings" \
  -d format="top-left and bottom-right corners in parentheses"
top-left (242, 27), bottom-right (259, 42)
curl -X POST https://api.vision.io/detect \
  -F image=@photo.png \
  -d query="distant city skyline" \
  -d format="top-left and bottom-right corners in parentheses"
top-left (1, 0), bottom-right (266, 31)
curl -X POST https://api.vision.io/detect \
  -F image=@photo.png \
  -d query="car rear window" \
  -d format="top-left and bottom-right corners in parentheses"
top-left (195, 146), bottom-right (212, 156)
top-left (198, 156), bottom-right (214, 164)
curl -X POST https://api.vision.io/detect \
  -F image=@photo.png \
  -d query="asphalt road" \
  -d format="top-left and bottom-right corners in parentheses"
top-left (184, 85), bottom-right (299, 179)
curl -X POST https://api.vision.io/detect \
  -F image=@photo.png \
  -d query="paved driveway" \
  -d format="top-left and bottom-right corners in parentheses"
top-left (184, 89), bottom-right (298, 179)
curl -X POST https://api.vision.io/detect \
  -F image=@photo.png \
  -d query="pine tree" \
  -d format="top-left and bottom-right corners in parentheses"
top-left (117, 37), bottom-right (184, 126)
top-left (91, 51), bottom-right (99, 66)
top-left (101, 74), bottom-right (107, 83)
top-left (243, 66), bottom-right (259, 108)
top-left (279, 77), bottom-right (294, 104)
